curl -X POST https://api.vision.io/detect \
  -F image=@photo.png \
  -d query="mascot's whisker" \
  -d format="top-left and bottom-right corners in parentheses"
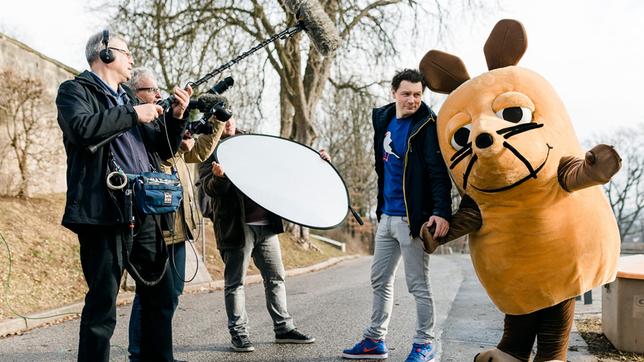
top-left (497, 122), bottom-right (543, 137)
top-left (472, 144), bottom-right (553, 193)
top-left (450, 142), bottom-right (472, 161)
top-left (502, 141), bottom-right (537, 177)
top-left (502, 123), bottom-right (544, 139)
top-left (450, 146), bottom-right (472, 169)
top-left (462, 153), bottom-right (478, 189)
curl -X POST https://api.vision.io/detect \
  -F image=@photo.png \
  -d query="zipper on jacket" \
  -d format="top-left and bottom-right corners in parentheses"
top-left (402, 115), bottom-right (433, 226)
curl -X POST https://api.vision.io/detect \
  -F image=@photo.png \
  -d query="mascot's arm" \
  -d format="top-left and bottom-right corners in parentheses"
top-left (420, 194), bottom-right (482, 253)
top-left (558, 144), bottom-right (622, 192)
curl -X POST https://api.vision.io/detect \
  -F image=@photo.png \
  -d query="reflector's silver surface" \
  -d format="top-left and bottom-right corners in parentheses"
top-left (215, 134), bottom-right (349, 229)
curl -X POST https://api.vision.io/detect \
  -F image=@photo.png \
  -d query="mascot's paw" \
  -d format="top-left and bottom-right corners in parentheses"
top-left (585, 144), bottom-right (622, 183)
top-left (473, 348), bottom-right (522, 362)
top-left (420, 222), bottom-right (441, 253)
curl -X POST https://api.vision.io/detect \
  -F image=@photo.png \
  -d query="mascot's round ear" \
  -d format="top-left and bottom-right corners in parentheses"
top-left (419, 50), bottom-right (470, 94)
top-left (484, 19), bottom-right (528, 70)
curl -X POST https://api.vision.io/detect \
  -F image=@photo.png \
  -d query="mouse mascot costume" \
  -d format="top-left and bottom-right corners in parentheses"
top-left (418, 19), bottom-right (622, 362)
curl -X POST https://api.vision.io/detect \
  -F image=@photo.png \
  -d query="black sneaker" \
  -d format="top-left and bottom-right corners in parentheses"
top-left (275, 329), bottom-right (315, 344)
top-left (231, 335), bottom-right (255, 352)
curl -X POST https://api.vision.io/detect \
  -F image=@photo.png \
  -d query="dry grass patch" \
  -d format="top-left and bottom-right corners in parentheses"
top-left (0, 194), bottom-right (86, 320)
top-left (577, 316), bottom-right (644, 362)
top-left (0, 194), bottom-right (351, 323)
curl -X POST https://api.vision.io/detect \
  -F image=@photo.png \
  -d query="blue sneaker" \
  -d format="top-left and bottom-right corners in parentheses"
top-left (342, 338), bottom-right (388, 359)
top-left (405, 342), bottom-right (435, 362)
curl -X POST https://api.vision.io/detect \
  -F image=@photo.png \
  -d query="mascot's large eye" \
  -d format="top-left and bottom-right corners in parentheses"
top-left (495, 107), bottom-right (532, 124)
top-left (451, 124), bottom-right (472, 151)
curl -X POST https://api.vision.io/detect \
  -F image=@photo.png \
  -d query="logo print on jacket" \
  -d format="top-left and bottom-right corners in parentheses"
top-left (383, 131), bottom-right (401, 161)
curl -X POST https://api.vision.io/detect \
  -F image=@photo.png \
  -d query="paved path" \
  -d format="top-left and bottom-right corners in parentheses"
top-left (0, 254), bottom-right (595, 361)
top-left (439, 256), bottom-right (595, 361)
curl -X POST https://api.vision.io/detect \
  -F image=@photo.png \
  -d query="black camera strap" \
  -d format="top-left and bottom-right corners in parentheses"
top-left (106, 150), bottom-right (169, 287)
top-left (121, 212), bottom-right (168, 287)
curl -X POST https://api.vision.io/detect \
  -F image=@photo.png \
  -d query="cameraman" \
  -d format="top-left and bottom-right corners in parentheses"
top-left (125, 67), bottom-right (225, 362)
top-left (56, 31), bottom-right (191, 362)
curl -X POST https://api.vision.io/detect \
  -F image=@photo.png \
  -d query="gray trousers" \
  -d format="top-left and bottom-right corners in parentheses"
top-left (220, 224), bottom-right (294, 337)
top-left (364, 214), bottom-right (435, 344)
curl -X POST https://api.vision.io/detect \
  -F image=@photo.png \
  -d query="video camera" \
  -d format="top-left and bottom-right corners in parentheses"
top-left (185, 98), bottom-right (232, 135)
top-left (166, 76), bottom-right (234, 135)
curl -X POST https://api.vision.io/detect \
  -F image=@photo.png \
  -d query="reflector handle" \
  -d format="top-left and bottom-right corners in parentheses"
top-left (349, 206), bottom-right (364, 225)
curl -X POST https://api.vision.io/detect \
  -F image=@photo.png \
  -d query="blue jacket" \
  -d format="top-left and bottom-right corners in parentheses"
top-left (373, 101), bottom-right (452, 238)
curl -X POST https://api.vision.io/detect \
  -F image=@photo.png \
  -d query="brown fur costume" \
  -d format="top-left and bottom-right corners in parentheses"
top-left (418, 19), bottom-right (622, 361)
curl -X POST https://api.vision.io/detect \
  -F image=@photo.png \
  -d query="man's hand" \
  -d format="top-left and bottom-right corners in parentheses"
top-left (171, 85), bottom-right (193, 119)
top-left (426, 215), bottom-right (449, 239)
top-left (211, 161), bottom-right (225, 177)
top-left (134, 103), bottom-right (164, 124)
top-left (420, 226), bottom-right (441, 254)
top-left (319, 148), bottom-right (331, 161)
top-left (180, 137), bottom-right (195, 153)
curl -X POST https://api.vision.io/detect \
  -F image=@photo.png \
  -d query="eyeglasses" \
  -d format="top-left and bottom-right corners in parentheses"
top-left (108, 47), bottom-right (133, 59)
top-left (136, 87), bottom-right (160, 94)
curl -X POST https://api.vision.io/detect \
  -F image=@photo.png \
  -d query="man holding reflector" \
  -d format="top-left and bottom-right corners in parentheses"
top-left (199, 118), bottom-right (329, 352)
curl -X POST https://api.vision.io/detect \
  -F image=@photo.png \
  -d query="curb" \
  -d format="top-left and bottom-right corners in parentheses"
top-left (568, 320), bottom-right (595, 361)
top-left (0, 255), bottom-right (359, 338)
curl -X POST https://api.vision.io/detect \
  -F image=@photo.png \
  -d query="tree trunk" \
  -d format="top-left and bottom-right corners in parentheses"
top-left (279, 79), bottom-right (294, 138)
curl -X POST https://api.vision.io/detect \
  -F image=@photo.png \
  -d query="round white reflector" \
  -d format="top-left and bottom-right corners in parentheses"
top-left (215, 134), bottom-right (349, 229)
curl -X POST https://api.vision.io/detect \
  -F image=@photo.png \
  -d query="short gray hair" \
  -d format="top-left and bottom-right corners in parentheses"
top-left (127, 67), bottom-right (158, 90)
top-left (85, 30), bottom-right (126, 65)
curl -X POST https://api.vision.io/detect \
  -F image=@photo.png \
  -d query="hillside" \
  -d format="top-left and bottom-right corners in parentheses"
top-left (0, 194), bottom-right (350, 321)
top-left (0, 194), bottom-right (84, 320)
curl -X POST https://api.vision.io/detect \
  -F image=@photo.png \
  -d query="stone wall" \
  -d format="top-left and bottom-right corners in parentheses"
top-left (0, 33), bottom-right (77, 196)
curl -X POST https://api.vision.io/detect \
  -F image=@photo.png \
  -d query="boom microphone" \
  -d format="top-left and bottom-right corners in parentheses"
top-left (156, 0), bottom-right (340, 116)
top-left (282, 0), bottom-right (340, 56)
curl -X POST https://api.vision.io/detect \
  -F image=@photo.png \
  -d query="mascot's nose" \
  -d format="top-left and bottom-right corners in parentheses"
top-left (475, 132), bottom-right (494, 149)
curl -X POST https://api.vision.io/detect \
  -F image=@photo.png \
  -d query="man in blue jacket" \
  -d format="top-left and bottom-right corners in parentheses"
top-left (343, 69), bottom-right (452, 362)
top-left (56, 30), bottom-right (191, 362)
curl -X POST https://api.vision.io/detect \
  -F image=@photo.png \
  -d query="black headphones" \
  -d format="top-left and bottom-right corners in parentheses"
top-left (99, 30), bottom-right (114, 64)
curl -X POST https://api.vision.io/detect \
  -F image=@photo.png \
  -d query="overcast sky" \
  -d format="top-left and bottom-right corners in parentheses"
top-left (1, 0), bottom-right (643, 141)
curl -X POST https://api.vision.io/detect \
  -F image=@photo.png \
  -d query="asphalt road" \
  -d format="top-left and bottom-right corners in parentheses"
top-left (0, 255), bottom-right (465, 362)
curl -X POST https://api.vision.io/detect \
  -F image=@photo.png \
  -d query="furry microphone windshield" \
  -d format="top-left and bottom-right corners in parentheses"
top-left (283, 0), bottom-right (340, 56)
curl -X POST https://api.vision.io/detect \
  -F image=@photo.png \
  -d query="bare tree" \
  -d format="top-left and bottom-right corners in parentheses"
top-left (107, 0), bottom-right (491, 244)
top-left (0, 69), bottom-right (55, 197)
top-left (109, 0), bottom-right (490, 138)
top-left (315, 77), bottom-right (381, 246)
top-left (588, 125), bottom-right (644, 242)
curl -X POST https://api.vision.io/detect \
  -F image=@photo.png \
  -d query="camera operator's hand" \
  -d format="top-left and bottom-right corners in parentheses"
top-left (180, 137), bottom-right (195, 153)
top-left (222, 118), bottom-right (236, 137)
top-left (319, 148), bottom-right (331, 161)
top-left (134, 103), bottom-right (164, 124)
top-left (211, 161), bottom-right (225, 177)
top-left (171, 85), bottom-right (193, 119)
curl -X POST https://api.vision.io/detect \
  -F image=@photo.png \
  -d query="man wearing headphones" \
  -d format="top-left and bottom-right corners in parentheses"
top-left (56, 31), bottom-right (191, 362)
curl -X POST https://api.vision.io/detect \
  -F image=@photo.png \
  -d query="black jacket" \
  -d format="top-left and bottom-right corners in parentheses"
top-left (56, 70), bottom-right (186, 232)
top-left (198, 149), bottom-right (283, 250)
top-left (373, 101), bottom-right (452, 238)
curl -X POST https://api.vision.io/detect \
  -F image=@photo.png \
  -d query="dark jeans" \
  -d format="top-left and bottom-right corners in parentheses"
top-left (76, 215), bottom-right (175, 362)
top-left (497, 298), bottom-right (575, 362)
top-left (128, 241), bottom-right (186, 362)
